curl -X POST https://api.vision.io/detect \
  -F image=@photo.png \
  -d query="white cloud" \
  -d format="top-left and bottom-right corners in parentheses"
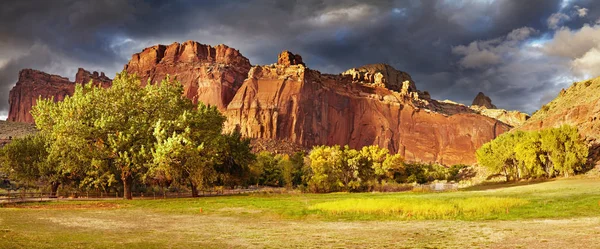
top-left (541, 24), bottom-right (600, 78)
top-left (574, 5), bottom-right (588, 17)
top-left (547, 12), bottom-right (571, 29)
top-left (305, 4), bottom-right (379, 27)
top-left (452, 27), bottom-right (536, 69)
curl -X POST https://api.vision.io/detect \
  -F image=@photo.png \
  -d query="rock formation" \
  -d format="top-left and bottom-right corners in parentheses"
top-left (277, 51), bottom-right (304, 67)
top-left (225, 51), bottom-right (510, 165)
top-left (471, 92), bottom-right (496, 109)
top-left (469, 92), bottom-right (529, 127)
top-left (342, 64), bottom-right (416, 92)
top-left (473, 108), bottom-right (530, 127)
top-left (123, 41), bottom-right (251, 111)
top-left (75, 68), bottom-right (112, 88)
top-left (8, 69), bottom-right (111, 123)
top-left (6, 43), bottom-right (515, 165)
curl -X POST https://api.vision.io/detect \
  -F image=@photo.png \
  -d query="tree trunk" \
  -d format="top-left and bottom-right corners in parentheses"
top-left (50, 182), bottom-right (60, 198)
top-left (190, 179), bottom-right (198, 197)
top-left (122, 173), bottom-right (133, 200)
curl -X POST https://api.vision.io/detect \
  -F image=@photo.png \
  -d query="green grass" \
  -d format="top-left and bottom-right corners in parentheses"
top-left (309, 197), bottom-right (528, 219)
top-left (2, 178), bottom-right (600, 248)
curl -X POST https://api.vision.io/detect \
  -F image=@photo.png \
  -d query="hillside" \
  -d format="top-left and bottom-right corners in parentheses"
top-left (0, 120), bottom-right (37, 146)
top-left (520, 76), bottom-right (600, 165)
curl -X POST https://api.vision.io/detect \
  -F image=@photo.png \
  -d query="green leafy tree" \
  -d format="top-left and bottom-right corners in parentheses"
top-left (251, 152), bottom-right (284, 187)
top-left (32, 72), bottom-right (189, 199)
top-left (151, 104), bottom-right (225, 197)
top-left (0, 134), bottom-right (67, 197)
top-left (477, 125), bottom-right (588, 181)
top-left (214, 129), bottom-right (256, 188)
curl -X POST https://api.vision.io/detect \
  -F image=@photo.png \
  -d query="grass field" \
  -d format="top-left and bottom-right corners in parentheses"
top-left (2, 178), bottom-right (600, 248)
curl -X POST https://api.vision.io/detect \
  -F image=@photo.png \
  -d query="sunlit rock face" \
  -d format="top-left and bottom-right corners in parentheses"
top-left (225, 51), bottom-right (510, 165)
top-left (7, 44), bottom-right (513, 165)
top-left (124, 41), bottom-right (251, 111)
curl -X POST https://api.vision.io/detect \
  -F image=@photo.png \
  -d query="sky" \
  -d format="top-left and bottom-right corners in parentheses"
top-left (1, 0), bottom-right (600, 120)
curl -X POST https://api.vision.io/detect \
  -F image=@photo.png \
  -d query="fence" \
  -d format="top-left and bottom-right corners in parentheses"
top-left (0, 187), bottom-right (288, 203)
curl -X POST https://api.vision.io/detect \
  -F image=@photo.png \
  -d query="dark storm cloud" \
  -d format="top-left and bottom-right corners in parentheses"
top-left (0, 0), bottom-right (596, 118)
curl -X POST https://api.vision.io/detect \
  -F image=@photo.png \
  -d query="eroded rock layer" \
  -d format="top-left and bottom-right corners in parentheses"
top-left (225, 53), bottom-right (511, 165)
top-left (123, 41), bottom-right (251, 111)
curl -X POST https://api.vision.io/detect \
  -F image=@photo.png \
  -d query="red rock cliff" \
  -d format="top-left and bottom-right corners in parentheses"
top-left (7, 68), bottom-right (111, 123)
top-left (124, 41), bottom-right (251, 111)
top-left (225, 51), bottom-right (511, 165)
top-left (75, 68), bottom-right (112, 88)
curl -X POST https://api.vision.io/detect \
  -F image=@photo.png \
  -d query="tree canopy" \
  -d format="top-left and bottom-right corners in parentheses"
top-left (25, 71), bottom-right (254, 199)
top-left (476, 125), bottom-right (588, 181)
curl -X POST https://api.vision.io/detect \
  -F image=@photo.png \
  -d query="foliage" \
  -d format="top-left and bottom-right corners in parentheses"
top-left (306, 145), bottom-right (405, 193)
top-left (30, 71), bottom-right (254, 199)
top-left (476, 125), bottom-right (588, 181)
top-left (151, 104), bottom-right (226, 197)
top-left (0, 134), bottom-right (46, 186)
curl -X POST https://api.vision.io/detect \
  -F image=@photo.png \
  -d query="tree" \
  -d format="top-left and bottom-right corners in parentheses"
top-left (540, 125), bottom-right (588, 177)
top-left (0, 134), bottom-right (66, 197)
top-left (32, 72), bottom-right (190, 199)
top-left (251, 152), bottom-right (284, 187)
top-left (151, 104), bottom-right (226, 197)
top-left (214, 129), bottom-right (256, 188)
top-left (0, 135), bottom-right (44, 188)
top-left (306, 145), bottom-right (404, 192)
top-left (477, 125), bottom-right (588, 181)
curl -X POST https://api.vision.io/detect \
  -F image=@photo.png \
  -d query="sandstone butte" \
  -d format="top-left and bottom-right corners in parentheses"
top-left (6, 41), bottom-right (515, 165)
top-left (7, 68), bottom-right (112, 123)
top-left (519, 76), bottom-right (600, 165)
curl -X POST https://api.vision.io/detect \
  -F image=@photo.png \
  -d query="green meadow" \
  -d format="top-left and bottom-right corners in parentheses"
top-left (2, 178), bottom-right (600, 248)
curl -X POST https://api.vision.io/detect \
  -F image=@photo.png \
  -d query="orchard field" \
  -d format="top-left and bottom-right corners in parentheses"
top-left (2, 177), bottom-right (600, 248)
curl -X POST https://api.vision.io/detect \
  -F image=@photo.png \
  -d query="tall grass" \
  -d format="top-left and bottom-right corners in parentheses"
top-left (309, 197), bottom-right (528, 219)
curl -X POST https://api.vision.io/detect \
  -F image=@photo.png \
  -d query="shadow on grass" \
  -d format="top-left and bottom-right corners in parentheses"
top-left (462, 178), bottom-right (555, 192)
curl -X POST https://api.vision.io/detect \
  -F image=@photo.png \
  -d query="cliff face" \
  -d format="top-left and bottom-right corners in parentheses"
top-left (123, 40), bottom-right (251, 111)
top-left (6, 43), bottom-right (515, 165)
top-left (8, 69), bottom-right (76, 123)
top-left (75, 68), bottom-right (112, 88)
top-left (7, 69), bottom-right (111, 123)
top-left (225, 52), bottom-right (510, 165)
